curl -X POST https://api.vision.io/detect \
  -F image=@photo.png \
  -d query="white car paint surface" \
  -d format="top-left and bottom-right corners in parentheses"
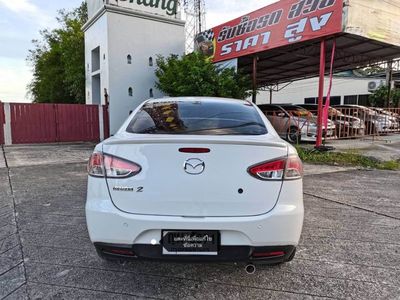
top-left (86, 97), bottom-right (304, 264)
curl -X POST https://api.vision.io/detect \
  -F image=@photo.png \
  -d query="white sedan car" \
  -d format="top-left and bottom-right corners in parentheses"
top-left (86, 97), bottom-right (304, 269)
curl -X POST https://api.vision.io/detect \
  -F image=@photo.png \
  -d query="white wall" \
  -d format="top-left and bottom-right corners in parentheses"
top-left (107, 11), bottom-right (185, 133)
top-left (256, 76), bottom-right (379, 105)
top-left (84, 4), bottom-right (185, 134)
top-left (88, 0), bottom-right (104, 19)
top-left (84, 13), bottom-right (109, 106)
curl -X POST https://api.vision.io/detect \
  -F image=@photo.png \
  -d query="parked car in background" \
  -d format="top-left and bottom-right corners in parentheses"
top-left (369, 108), bottom-right (400, 131)
top-left (258, 104), bottom-right (336, 143)
top-left (86, 97), bottom-right (304, 268)
top-left (298, 104), bottom-right (365, 137)
top-left (334, 105), bottom-right (392, 134)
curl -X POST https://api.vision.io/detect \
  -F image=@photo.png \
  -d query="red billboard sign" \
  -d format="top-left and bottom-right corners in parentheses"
top-left (195, 0), bottom-right (343, 62)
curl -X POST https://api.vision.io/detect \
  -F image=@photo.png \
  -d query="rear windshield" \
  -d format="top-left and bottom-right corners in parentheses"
top-left (126, 100), bottom-right (268, 135)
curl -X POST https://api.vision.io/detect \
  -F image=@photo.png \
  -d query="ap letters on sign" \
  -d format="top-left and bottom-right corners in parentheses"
top-left (284, 12), bottom-right (333, 43)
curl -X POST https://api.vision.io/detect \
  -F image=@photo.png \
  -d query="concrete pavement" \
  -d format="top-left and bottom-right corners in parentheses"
top-left (0, 144), bottom-right (399, 299)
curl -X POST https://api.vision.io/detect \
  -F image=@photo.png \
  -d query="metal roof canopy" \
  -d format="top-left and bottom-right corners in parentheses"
top-left (239, 33), bottom-right (400, 87)
top-left (195, 0), bottom-right (400, 148)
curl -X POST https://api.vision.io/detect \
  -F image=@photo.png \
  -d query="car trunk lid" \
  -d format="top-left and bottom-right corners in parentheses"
top-left (103, 134), bottom-right (288, 217)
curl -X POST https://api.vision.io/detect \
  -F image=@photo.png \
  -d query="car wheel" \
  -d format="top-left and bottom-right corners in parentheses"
top-left (287, 127), bottom-right (301, 144)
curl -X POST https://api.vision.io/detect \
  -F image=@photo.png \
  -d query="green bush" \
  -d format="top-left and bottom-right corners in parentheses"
top-left (155, 52), bottom-right (251, 99)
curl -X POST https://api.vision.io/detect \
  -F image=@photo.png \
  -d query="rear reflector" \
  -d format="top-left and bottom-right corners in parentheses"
top-left (109, 249), bottom-right (136, 256)
top-left (252, 251), bottom-right (285, 258)
top-left (179, 148), bottom-right (210, 153)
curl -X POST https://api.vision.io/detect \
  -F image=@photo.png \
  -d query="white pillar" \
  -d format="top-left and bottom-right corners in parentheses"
top-left (3, 103), bottom-right (12, 146)
top-left (98, 104), bottom-right (105, 141)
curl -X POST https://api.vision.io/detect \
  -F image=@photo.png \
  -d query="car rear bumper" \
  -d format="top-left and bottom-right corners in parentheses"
top-left (86, 178), bottom-right (304, 261)
top-left (94, 242), bottom-right (296, 264)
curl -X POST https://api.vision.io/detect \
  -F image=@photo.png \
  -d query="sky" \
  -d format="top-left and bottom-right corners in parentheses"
top-left (0, 0), bottom-right (276, 103)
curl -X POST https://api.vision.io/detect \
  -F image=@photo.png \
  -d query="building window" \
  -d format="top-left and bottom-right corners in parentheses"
top-left (149, 57), bottom-right (153, 66)
top-left (344, 95), bottom-right (357, 105)
top-left (149, 88), bottom-right (154, 98)
top-left (305, 96), bottom-right (340, 105)
top-left (329, 96), bottom-right (341, 106)
top-left (304, 97), bottom-right (316, 104)
top-left (358, 94), bottom-right (370, 106)
top-left (127, 55), bottom-right (132, 64)
top-left (91, 47), bottom-right (100, 72)
top-left (128, 87), bottom-right (133, 97)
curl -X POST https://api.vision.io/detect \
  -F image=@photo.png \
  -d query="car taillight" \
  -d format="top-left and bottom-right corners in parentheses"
top-left (87, 152), bottom-right (141, 178)
top-left (285, 156), bottom-right (303, 179)
top-left (87, 152), bottom-right (104, 177)
top-left (248, 156), bottom-right (303, 181)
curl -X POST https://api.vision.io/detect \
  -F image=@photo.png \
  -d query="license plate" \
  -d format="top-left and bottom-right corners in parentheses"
top-left (161, 230), bottom-right (219, 256)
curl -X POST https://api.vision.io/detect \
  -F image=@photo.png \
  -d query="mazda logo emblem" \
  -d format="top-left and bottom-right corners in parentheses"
top-left (184, 158), bottom-right (205, 175)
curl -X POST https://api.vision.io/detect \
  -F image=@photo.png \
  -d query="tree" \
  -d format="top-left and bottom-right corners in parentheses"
top-left (369, 86), bottom-right (400, 108)
top-left (27, 3), bottom-right (87, 103)
top-left (155, 53), bottom-right (251, 99)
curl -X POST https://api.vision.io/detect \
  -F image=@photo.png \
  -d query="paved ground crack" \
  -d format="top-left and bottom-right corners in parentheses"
top-left (1, 145), bottom-right (29, 300)
top-left (304, 192), bottom-right (400, 221)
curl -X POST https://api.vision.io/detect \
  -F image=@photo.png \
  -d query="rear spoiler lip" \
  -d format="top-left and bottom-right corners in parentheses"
top-left (103, 137), bottom-right (287, 149)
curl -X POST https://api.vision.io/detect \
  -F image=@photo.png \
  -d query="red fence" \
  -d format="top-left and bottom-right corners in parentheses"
top-left (55, 104), bottom-right (100, 142)
top-left (7, 103), bottom-right (107, 145)
top-left (0, 103), bottom-right (4, 145)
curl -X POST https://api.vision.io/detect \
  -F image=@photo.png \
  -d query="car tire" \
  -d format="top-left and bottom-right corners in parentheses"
top-left (287, 127), bottom-right (301, 144)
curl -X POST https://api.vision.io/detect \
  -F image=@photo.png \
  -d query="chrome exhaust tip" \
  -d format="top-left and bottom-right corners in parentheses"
top-left (245, 264), bottom-right (256, 274)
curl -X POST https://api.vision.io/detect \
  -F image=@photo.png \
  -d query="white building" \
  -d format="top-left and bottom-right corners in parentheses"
top-left (256, 74), bottom-right (386, 107)
top-left (83, 0), bottom-right (185, 134)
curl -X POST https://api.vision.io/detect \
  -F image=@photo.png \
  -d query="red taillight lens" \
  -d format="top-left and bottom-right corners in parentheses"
top-left (103, 155), bottom-right (141, 178)
top-left (248, 156), bottom-right (303, 181)
top-left (248, 159), bottom-right (286, 180)
top-left (88, 152), bottom-right (141, 178)
top-left (87, 152), bottom-right (104, 177)
top-left (285, 156), bottom-right (303, 179)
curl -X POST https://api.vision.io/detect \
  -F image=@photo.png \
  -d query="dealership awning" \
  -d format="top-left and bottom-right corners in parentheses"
top-left (238, 33), bottom-right (400, 87)
top-left (196, 0), bottom-right (400, 147)
top-left (196, 0), bottom-right (400, 87)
